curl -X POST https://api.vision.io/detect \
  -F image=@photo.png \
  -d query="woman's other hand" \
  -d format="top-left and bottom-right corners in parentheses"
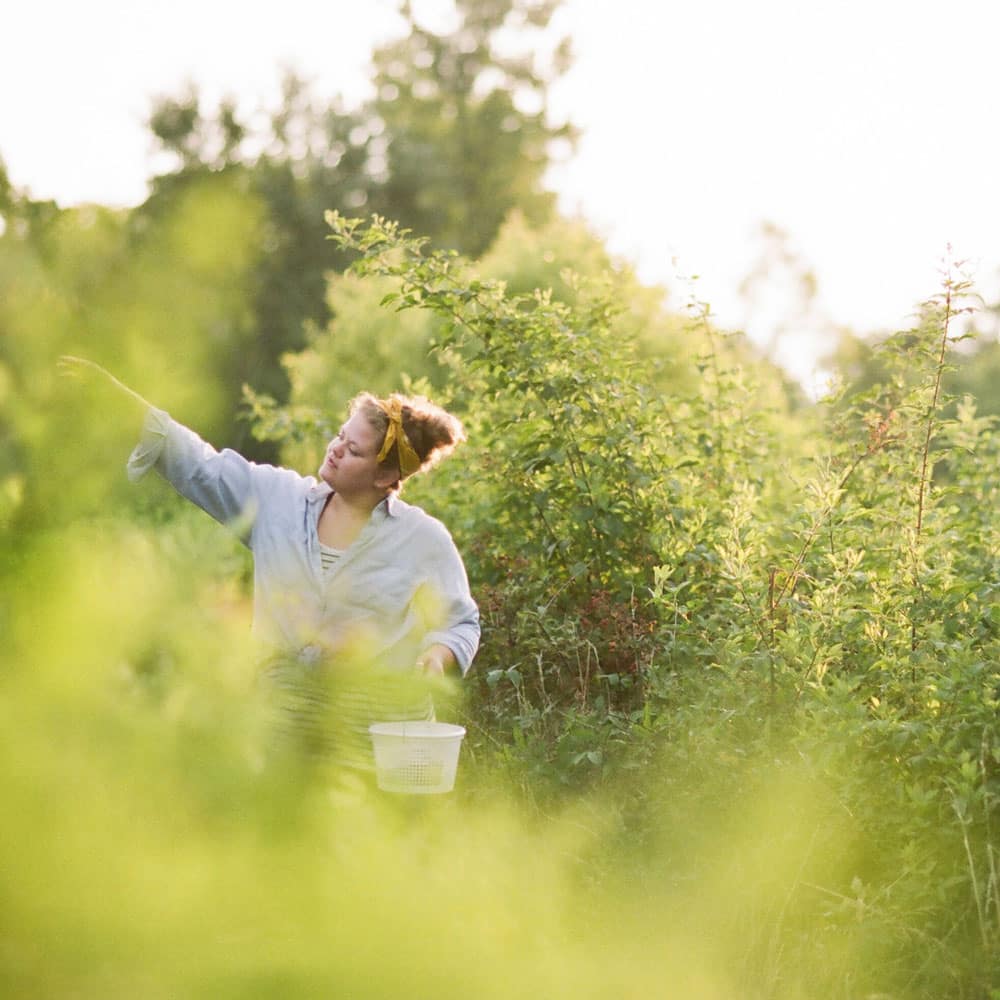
top-left (416, 644), bottom-right (455, 677)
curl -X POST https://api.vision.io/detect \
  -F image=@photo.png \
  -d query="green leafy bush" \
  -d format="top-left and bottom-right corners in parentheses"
top-left (306, 217), bottom-right (1000, 991)
top-left (5, 200), bottom-right (999, 996)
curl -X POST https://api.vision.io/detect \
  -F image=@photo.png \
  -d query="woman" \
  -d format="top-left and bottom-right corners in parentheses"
top-left (59, 356), bottom-right (479, 765)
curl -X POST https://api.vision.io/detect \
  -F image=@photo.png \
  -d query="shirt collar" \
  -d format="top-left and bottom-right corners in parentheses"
top-left (310, 482), bottom-right (399, 519)
top-left (311, 481), bottom-right (334, 502)
top-left (382, 494), bottom-right (401, 518)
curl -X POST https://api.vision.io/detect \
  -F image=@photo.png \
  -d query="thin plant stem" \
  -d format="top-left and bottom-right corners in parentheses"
top-left (915, 276), bottom-right (953, 540)
top-left (955, 797), bottom-right (990, 951)
top-left (774, 449), bottom-right (869, 609)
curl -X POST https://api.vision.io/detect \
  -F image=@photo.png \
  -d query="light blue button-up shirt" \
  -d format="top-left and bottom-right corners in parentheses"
top-left (127, 409), bottom-right (480, 674)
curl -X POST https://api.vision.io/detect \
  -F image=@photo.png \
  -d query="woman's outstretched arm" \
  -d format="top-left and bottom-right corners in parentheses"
top-left (58, 354), bottom-right (262, 540)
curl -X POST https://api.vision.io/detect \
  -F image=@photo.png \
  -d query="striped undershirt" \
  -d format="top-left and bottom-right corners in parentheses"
top-left (319, 541), bottom-right (343, 576)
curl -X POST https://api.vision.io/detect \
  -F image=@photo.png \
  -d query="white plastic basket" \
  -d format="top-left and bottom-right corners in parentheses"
top-left (368, 721), bottom-right (466, 794)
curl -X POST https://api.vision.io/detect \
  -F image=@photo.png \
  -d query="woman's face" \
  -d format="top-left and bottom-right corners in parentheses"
top-left (318, 411), bottom-right (392, 495)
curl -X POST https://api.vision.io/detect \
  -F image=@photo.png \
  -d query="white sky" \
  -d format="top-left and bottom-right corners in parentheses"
top-left (3, 0), bottom-right (999, 392)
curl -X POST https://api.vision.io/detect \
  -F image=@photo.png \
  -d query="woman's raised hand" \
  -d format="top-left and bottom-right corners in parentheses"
top-left (58, 354), bottom-right (107, 386)
top-left (57, 355), bottom-right (152, 415)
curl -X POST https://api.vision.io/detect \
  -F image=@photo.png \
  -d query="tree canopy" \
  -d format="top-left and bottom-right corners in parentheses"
top-left (136, 0), bottom-right (575, 455)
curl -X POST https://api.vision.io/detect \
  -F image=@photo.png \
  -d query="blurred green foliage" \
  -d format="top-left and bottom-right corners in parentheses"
top-left (3, 1), bottom-right (1000, 994)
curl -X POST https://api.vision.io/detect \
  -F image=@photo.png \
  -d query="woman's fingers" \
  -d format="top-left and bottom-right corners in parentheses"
top-left (416, 654), bottom-right (445, 677)
top-left (57, 355), bottom-right (100, 381)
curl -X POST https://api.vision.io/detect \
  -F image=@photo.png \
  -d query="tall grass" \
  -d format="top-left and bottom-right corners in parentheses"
top-left (0, 519), bottom-right (950, 997)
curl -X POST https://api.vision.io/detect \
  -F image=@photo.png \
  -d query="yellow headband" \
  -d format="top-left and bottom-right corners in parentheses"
top-left (375, 397), bottom-right (422, 477)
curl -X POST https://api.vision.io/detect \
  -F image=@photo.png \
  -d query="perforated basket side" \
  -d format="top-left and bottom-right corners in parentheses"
top-left (369, 724), bottom-right (465, 794)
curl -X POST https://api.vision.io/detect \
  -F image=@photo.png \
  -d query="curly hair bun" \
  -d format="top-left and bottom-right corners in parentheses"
top-left (351, 392), bottom-right (466, 479)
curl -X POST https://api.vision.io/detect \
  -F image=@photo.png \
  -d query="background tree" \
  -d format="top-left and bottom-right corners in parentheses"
top-left (367, 0), bottom-right (574, 257)
top-left (139, 0), bottom-right (574, 456)
top-left (143, 77), bottom-right (368, 450)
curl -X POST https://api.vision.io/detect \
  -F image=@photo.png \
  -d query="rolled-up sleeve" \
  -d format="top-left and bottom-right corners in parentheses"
top-left (126, 407), bottom-right (257, 543)
top-left (421, 530), bottom-right (481, 676)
